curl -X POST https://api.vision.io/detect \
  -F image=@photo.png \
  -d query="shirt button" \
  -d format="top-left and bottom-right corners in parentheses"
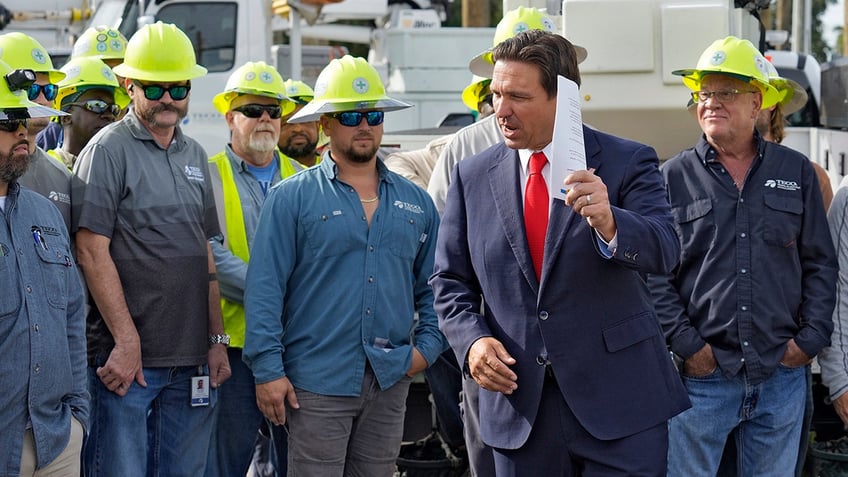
top-left (409, 219), bottom-right (414, 224)
top-left (34, 324), bottom-right (39, 332)
top-left (740, 269), bottom-right (747, 274)
top-left (321, 215), bottom-right (328, 221)
top-left (741, 306), bottom-right (748, 311)
top-left (365, 308), bottom-right (371, 315)
top-left (539, 311), bottom-right (549, 321)
top-left (743, 341), bottom-right (749, 346)
top-left (535, 356), bottom-right (546, 365)
top-left (26, 285), bottom-right (32, 293)
top-left (34, 364), bottom-right (40, 373)
top-left (368, 276), bottom-right (374, 283)
top-left (740, 233), bottom-right (746, 238)
top-left (369, 246), bottom-right (374, 252)
top-left (361, 216), bottom-right (366, 221)
top-left (740, 358), bottom-right (745, 363)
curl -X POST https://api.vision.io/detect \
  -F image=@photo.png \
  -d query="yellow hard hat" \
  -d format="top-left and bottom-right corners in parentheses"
top-left (0, 33), bottom-right (65, 83)
top-left (212, 61), bottom-right (295, 115)
top-left (672, 36), bottom-right (780, 110)
top-left (113, 22), bottom-right (207, 82)
top-left (468, 7), bottom-right (588, 78)
top-left (55, 57), bottom-right (131, 110)
top-left (72, 25), bottom-right (129, 61)
top-left (461, 75), bottom-right (491, 112)
top-left (0, 60), bottom-right (66, 119)
top-left (288, 55), bottom-right (410, 123)
top-left (284, 79), bottom-right (314, 105)
top-left (763, 59), bottom-right (808, 115)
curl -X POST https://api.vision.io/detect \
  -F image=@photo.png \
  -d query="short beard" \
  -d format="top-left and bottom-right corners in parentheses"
top-left (248, 127), bottom-right (278, 153)
top-left (0, 142), bottom-right (31, 183)
top-left (343, 144), bottom-right (378, 164)
top-left (138, 103), bottom-right (188, 128)
top-left (280, 134), bottom-right (318, 160)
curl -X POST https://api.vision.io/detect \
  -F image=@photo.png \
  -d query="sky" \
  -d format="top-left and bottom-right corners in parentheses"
top-left (823, 0), bottom-right (843, 49)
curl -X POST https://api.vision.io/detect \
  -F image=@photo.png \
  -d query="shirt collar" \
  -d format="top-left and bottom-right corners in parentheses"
top-left (518, 143), bottom-right (554, 174)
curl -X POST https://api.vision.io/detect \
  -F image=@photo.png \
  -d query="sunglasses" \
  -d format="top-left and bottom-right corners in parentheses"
top-left (131, 81), bottom-right (191, 101)
top-left (331, 111), bottom-right (384, 127)
top-left (67, 99), bottom-right (121, 116)
top-left (0, 118), bottom-right (28, 132)
top-left (27, 83), bottom-right (58, 101)
top-left (233, 104), bottom-right (282, 119)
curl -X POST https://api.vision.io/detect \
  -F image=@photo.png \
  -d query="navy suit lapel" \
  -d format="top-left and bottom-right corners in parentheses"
top-left (540, 126), bottom-right (603, 287)
top-left (488, 146), bottom-right (539, 292)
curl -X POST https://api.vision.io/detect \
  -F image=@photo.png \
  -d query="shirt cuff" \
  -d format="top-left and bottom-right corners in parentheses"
top-left (595, 230), bottom-right (618, 258)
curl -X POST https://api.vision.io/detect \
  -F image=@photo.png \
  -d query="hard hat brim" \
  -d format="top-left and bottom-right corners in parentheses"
top-left (468, 43), bottom-right (588, 78)
top-left (772, 77), bottom-right (808, 116)
top-left (675, 70), bottom-right (781, 110)
top-left (112, 63), bottom-right (208, 82)
top-left (212, 90), bottom-right (297, 116)
top-left (287, 98), bottom-right (413, 124)
top-left (0, 102), bottom-right (67, 119)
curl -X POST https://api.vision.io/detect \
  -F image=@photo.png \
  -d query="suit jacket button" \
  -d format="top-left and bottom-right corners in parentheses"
top-left (539, 311), bottom-right (549, 321)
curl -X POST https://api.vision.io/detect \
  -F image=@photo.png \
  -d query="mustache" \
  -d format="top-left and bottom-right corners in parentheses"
top-left (149, 104), bottom-right (183, 114)
top-left (14, 139), bottom-right (29, 149)
top-left (253, 124), bottom-right (277, 133)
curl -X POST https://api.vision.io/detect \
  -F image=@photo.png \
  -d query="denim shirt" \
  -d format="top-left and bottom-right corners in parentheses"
top-left (0, 183), bottom-right (88, 475)
top-left (243, 156), bottom-right (446, 396)
top-left (649, 134), bottom-right (836, 384)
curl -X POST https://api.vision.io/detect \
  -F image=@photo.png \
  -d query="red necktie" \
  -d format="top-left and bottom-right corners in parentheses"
top-left (525, 152), bottom-right (549, 281)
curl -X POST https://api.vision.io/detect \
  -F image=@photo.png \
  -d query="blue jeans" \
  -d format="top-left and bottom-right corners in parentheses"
top-left (668, 365), bottom-right (806, 477)
top-left (83, 364), bottom-right (217, 477)
top-left (205, 347), bottom-right (286, 477)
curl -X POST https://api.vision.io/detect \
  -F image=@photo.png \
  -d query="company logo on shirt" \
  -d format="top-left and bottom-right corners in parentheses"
top-left (47, 190), bottom-right (71, 204)
top-left (764, 179), bottom-right (801, 191)
top-left (184, 165), bottom-right (205, 182)
top-left (393, 200), bottom-right (424, 214)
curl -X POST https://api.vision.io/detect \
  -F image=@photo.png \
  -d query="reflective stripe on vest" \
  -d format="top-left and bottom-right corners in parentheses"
top-left (208, 150), bottom-right (300, 348)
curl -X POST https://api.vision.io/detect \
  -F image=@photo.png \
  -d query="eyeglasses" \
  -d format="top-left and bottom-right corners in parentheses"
top-left (67, 99), bottom-right (121, 116)
top-left (27, 83), bottom-right (58, 101)
top-left (691, 89), bottom-right (757, 104)
top-left (331, 111), bottom-right (384, 127)
top-left (131, 81), bottom-right (191, 101)
top-left (0, 118), bottom-right (28, 132)
top-left (232, 104), bottom-right (282, 119)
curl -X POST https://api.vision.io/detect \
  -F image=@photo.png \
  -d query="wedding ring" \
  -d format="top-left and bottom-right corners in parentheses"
top-left (586, 194), bottom-right (591, 205)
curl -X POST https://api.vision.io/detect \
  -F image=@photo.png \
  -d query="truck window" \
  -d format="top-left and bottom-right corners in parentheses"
top-left (156, 3), bottom-right (237, 73)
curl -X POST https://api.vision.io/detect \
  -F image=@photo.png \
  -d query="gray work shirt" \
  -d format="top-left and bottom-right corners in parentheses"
top-left (73, 109), bottom-right (219, 367)
top-left (18, 147), bottom-right (72, 232)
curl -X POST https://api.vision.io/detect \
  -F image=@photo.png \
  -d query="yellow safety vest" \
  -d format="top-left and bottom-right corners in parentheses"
top-left (208, 150), bottom-right (301, 348)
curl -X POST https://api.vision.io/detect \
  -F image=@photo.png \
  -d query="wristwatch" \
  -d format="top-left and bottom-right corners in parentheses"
top-left (208, 334), bottom-right (230, 346)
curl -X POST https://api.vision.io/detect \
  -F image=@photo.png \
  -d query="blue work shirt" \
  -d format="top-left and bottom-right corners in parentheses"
top-left (0, 182), bottom-right (88, 475)
top-left (649, 133), bottom-right (836, 384)
top-left (243, 155), bottom-right (445, 396)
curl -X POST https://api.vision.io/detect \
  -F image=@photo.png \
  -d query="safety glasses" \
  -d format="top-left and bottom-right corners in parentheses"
top-left (233, 104), bottom-right (282, 119)
top-left (67, 99), bottom-right (121, 116)
top-left (331, 111), bottom-right (384, 127)
top-left (27, 83), bottom-right (58, 101)
top-left (132, 81), bottom-right (191, 101)
top-left (0, 118), bottom-right (28, 132)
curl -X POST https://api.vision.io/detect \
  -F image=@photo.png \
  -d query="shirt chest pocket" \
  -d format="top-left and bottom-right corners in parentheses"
top-left (672, 198), bottom-right (714, 260)
top-left (762, 194), bottom-right (803, 248)
top-left (302, 211), bottom-right (358, 259)
top-left (388, 209), bottom-right (427, 260)
top-left (34, 235), bottom-right (72, 309)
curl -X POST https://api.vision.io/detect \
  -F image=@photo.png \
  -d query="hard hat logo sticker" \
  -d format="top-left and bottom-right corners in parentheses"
top-left (97, 43), bottom-right (108, 53)
top-left (710, 51), bottom-right (726, 66)
top-left (512, 22), bottom-right (530, 36)
top-left (352, 77), bottom-right (369, 94)
top-left (244, 71), bottom-right (256, 81)
top-left (101, 66), bottom-right (115, 81)
top-left (260, 71), bottom-right (273, 84)
top-left (64, 65), bottom-right (81, 81)
top-left (110, 40), bottom-right (123, 51)
top-left (97, 34), bottom-right (108, 42)
top-left (754, 55), bottom-right (768, 77)
top-left (31, 48), bottom-right (47, 65)
top-left (541, 18), bottom-right (556, 31)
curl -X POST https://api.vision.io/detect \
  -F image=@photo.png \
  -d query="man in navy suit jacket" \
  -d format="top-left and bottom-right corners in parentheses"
top-left (430, 30), bottom-right (691, 476)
